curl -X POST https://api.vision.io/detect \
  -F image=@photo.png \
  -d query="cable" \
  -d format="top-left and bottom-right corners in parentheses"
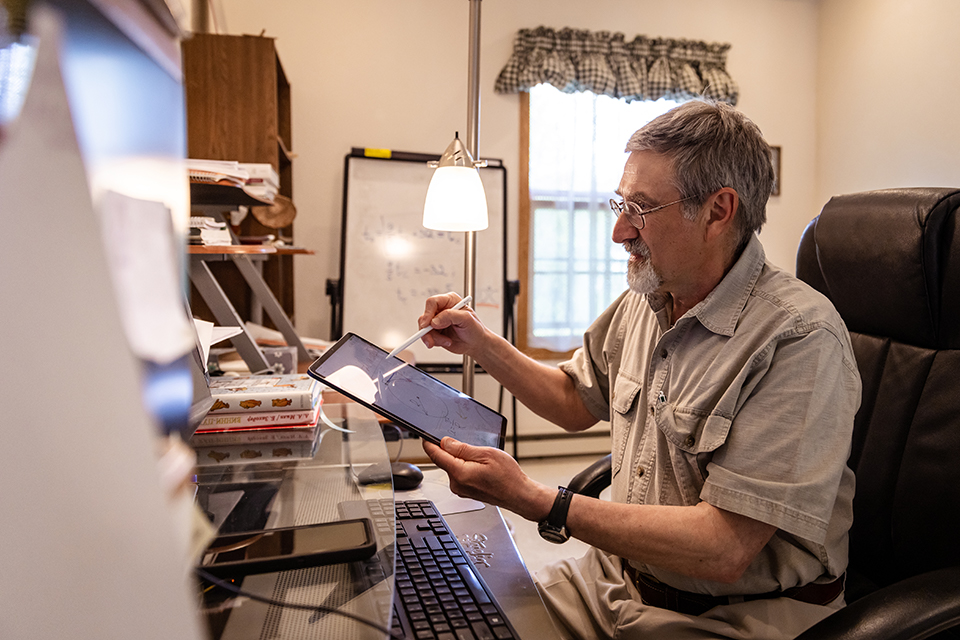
top-left (382, 422), bottom-right (403, 463)
top-left (195, 567), bottom-right (396, 637)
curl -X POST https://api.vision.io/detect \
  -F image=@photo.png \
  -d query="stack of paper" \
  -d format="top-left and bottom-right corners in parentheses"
top-left (239, 163), bottom-right (279, 202)
top-left (187, 159), bottom-right (249, 188)
top-left (187, 159), bottom-right (279, 204)
top-left (188, 216), bottom-right (232, 246)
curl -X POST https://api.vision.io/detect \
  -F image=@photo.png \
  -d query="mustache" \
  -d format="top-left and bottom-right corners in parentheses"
top-left (623, 238), bottom-right (651, 258)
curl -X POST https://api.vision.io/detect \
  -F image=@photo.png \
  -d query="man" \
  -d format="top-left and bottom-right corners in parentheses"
top-left (416, 100), bottom-right (861, 639)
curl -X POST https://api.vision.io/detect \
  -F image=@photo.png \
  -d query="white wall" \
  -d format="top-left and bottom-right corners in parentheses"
top-left (816, 0), bottom-right (960, 207)
top-left (216, 0), bottom-right (821, 343)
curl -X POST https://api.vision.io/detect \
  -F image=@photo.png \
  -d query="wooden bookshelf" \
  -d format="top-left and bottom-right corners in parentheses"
top-left (183, 33), bottom-right (295, 327)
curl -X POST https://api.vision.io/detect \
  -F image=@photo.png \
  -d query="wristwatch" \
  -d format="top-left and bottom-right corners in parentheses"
top-left (538, 486), bottom-right (574, 544)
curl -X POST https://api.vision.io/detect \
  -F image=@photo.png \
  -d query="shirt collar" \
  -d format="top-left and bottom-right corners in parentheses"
top-left (693, 234), bottom-right (766, 336)
top-left (645, 234), bottom-right (766, 337)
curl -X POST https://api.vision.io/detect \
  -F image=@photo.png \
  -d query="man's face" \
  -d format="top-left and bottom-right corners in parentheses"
top-left (614, 150), bottom-right (706, 297)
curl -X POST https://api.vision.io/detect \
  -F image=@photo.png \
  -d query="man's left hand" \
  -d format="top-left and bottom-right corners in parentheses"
top-left (423, 437), bottom-right (554, 522)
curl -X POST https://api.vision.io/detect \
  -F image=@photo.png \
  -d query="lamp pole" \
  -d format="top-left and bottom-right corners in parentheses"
top-left (463, 0), bottom-right (481, 396)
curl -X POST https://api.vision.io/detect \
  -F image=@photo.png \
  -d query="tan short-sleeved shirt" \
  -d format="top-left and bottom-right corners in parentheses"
top-left (560, 235), bottom-right (861, 597)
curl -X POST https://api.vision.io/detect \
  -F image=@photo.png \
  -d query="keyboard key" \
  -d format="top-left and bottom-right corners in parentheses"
top-left (492, 626), bottom-right (513, 639)
top-left (471, 620), bottom-right (495, 640)
top-left (456, 564), bottom-right (491, 604)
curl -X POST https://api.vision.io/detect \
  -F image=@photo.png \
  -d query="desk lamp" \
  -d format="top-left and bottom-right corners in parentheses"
top-left (422, 0), bottom-right (486, 397)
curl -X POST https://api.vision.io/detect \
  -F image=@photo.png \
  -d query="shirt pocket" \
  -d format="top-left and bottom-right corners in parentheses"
top-left (655, 405), bottom-right (732, 489)
top-left (610, 374), bottom-right (643, 478)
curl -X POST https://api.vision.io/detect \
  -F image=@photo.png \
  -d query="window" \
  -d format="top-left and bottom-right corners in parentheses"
top-left (0, 40), bottom-right (37, 126)
top-left (519, 84), bottom-right (680, 357)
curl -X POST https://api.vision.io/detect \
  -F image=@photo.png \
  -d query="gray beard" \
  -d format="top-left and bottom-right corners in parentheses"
top-left (624, 238), bottom-right (663, 295)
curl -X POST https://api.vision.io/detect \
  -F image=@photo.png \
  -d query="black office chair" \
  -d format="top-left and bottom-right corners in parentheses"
top-left (568, 188), bottom-right (960, 640)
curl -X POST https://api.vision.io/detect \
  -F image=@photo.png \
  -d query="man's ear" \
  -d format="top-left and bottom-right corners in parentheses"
top-left (703, 188), bottom-right (739, 242)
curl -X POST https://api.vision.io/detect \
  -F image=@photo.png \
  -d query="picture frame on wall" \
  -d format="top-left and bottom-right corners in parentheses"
top-left (770, 146), bottom-right (781, 196)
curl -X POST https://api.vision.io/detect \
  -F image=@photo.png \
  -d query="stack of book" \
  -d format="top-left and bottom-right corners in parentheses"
top-left (191, 373), bottom-right (323, 466)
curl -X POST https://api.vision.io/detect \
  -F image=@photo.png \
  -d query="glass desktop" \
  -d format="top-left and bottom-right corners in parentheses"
top-left (194, 398), bottom-right (395, 640)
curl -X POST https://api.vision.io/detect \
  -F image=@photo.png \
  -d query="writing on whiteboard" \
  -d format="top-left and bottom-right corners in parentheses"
top-left (394, 284), bottom-right (501, 307)
top-left (386, 261), bottom-right (454, 282)
top-left (362, 216), bottom-right (463, 245)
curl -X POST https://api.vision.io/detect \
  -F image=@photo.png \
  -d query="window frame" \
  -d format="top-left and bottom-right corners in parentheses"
top-left (519, 91), bottom-right (580, 360)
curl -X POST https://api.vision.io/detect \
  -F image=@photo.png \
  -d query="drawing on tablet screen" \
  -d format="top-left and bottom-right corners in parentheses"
top-left (383, 373), bottom-right (447, 418)
top-left (311, 334), bottom-right (503, 447)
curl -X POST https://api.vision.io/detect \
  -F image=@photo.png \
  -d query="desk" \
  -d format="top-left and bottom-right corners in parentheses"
top-left (195, 398), bottom-right (554, 639)
top-left (189, 244), bottom-right (313, 372)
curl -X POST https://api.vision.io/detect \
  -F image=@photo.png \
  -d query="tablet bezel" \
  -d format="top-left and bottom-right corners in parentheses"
top-left (307, 333), bottom-right (507, 450)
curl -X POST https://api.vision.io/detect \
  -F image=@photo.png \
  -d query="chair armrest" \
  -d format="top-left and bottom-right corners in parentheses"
top-left (567, 454), bottom-right (612, 499)
top-left (794, 566), bottom-right (960, 640)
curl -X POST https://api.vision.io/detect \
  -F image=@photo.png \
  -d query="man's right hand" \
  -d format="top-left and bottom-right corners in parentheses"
top-left (418, 292), bottom-right (487, 355)
top-left (416, 292), bottom-right (598, 433)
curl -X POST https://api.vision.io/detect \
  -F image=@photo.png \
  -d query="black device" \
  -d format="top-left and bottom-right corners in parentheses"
top-left (307, 333), bottom-right (507, 450)
top-left (356, 460), bottom-right (424, 490)
top-left (197, 518), bottom-right (377, 577)
top-left (342, 499), bottom-right (520, 639)
top-left (538, 486), bottom-right (574, 544)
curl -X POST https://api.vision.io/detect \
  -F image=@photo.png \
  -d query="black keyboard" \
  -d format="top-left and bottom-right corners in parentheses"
top-left (342, 499), bottom-right (520, 640)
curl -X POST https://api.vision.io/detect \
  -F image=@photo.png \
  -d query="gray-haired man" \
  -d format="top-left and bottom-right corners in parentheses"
top-left (418, 100), bottom-right (860, 639)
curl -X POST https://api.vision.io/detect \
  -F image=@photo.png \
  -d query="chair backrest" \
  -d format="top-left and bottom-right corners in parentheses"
top-left (796, 188), bottom-right (960, 599)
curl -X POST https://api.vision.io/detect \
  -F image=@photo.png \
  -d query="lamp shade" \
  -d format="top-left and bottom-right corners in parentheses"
top-left (423, 165), bottom-right (488, 231)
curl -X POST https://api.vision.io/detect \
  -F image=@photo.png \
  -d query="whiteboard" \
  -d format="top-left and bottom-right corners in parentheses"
top-left (339, 153), bottom-right (506, 365)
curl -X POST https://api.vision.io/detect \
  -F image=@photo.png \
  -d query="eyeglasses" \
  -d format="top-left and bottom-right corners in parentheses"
top-left (609, 194), bottom-right (698, 230)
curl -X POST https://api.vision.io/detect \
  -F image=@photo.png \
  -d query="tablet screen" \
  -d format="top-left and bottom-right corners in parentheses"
top-left (308, 333), bottom-right (506, 449)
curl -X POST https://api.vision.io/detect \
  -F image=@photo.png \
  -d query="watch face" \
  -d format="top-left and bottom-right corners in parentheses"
top-left (538, 522), bottom-right (569, 544)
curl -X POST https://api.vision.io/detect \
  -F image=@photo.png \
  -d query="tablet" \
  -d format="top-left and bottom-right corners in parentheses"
top-left (307, 333), bottom-right (506, 449)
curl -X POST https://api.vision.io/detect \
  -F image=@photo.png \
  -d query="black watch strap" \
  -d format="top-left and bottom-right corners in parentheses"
top-left (546, 486), bottom-right (573, 528)
top-left (538, 486), bottom-right (574, 543)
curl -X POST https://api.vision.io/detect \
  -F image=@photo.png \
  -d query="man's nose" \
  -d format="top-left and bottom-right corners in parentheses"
top-left (611, 212), bottom-right (640, 244)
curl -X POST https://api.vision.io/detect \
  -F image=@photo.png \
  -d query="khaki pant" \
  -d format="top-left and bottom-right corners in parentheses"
top-left (534, 548), bottom-right (842, 640)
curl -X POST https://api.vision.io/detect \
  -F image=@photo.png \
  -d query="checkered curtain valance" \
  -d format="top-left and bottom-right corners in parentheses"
top-left (494, 26), bottom-right (738, 105)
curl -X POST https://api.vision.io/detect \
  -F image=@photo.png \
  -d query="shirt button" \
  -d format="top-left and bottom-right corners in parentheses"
top-left (636, 466), bottom-right (645, 477)
top-left (649, 406), bottom-right (655, 416)
top-left (684, 435), bottom-right (696, 448)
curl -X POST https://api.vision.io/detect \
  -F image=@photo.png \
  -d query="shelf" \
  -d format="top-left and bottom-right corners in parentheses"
top-left (190, 182), bottom-right (273, 207)
top-left (274, 246), bottom-right (314, 255)
top-left (187, 244), bottom-right (277, 255)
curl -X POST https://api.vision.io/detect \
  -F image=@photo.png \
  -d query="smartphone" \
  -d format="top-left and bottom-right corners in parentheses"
top-left (197, 518), bottom-right (377, 577)
top-left (307, 333), bottom-right (507, 449)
